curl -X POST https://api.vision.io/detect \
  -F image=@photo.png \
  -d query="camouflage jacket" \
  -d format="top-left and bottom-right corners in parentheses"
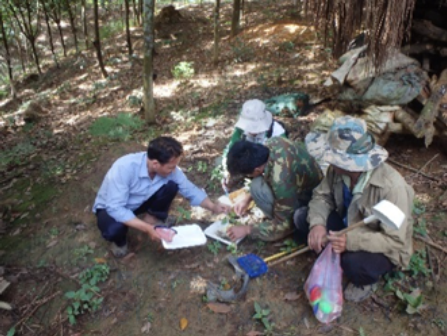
top-left (251, 137), bottom-right (323, 241)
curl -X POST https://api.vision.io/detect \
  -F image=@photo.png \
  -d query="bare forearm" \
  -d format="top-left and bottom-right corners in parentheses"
top-left (200, 197), bottom-right (216, 212)
top-left (124, 217), bottom-right (153, 232)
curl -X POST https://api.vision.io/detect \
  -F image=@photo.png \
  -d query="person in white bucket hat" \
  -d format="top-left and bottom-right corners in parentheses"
top-left (221, 99), bottom-right (288, 190)
top-left (294, 116), bottom-right (415, 302)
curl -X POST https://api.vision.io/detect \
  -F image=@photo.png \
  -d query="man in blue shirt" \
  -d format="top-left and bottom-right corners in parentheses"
top-left (93, 136), bottom-right (230, 257)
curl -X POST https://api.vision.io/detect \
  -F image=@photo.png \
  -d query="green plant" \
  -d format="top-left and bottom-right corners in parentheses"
top-left (65, 284), bottom-right (104, 325)
top-left (256, 241), bottom-right (266, 254)
top-left (413, 218), bottom-right (427, 236)
top-left (196, 161), bottom-right (208, 173)
top-left (100, 20), bottom-right (124, 40)
top-left (0, 141), bottom-right (36, 173)
top-left (432, 318), bottom-right (446, 332)
top-left (171, 61), bottom-right (194, 79)
top-left (79, 264), bottom-right (110, 286)
top-left (280, 239), bottom-right (299, 253)
top-left (176, 206), bottom-right (191, 223)
top-left (412, 199), bottom-right (426, 215)
top-left (383, 271), bottom-right (405, 292)
top-left (89, 113), bottom-right (143, 140)
top-left (49, 227), bottom-right (59, 237)
top-left (226, 243), bottom-right (238, 255)
top-left (65, 263), bottom-right (109, 325)
top-left (207, 241), bottom-right (222, 255)
top-left (359, 327), bottom-right (366, 336)
top-left (73, 245), bottom-right (94, 264)
top-left (395, 289), bottom-right (424, 315)
top-left (408, 249), bottom-right (430, 277)
top-left (6, 327), bottom-right (15, 336)
top-left (253, 302), bottom-right (274, 335)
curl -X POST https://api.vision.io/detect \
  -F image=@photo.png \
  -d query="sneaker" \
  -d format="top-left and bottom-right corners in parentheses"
top-left (111, 242), bottom-right (128, 258)
top-left (344, 283), bottom-right (377, 302)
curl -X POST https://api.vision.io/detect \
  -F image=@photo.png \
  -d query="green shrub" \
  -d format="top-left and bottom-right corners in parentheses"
top-left (171, 61), bottom-right (195, 79)
top-left (89, 113), bottom-right (143, 140)
top-left (0, 141), bottom-right (35, 172)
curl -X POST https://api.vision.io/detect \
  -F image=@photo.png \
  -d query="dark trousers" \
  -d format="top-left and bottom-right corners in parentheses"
top-left (294, 208), bottom-right (395, 286)
top-left (96, 181), bottom-right (179, 247)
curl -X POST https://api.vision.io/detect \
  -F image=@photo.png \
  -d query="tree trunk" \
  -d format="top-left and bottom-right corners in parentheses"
top-left (231, 0), bottom-right (241, 37)
top-left (93, 0), bottom-right (108, 78)
top-left (42, 1), bottom-right (59, 68)
top-left (15, 35), bottom-right (26, 73)
top-left (124, 0), bottom-right (133, 56)
top-left (139, 0), bottom-right (143, 26)
top-left (55, 20), bottom-right (66, 56)
top-left (65, 0), bottom-right (79, 54)
top-left (132, 0), bottom-right (140, 25)
top-left (213, 0), bottom-right (220, 66)
top-left (143, 0), bottom-right (155, 123)
top-left (0, 10), bottom-right (16, 98)
top-left (81, 0), bottom-right (88, 49)
top-left (29, 37), bottom-right (42, 74)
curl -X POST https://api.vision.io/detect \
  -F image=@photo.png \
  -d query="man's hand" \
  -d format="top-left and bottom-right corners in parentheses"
top-left (212, 202), bottom-right (231, 214)
top-left (233, 193), bottom-right (252, 216)
top-left (227, 225), bottom-right (251, 241)
top-left (146, 224), bottom-right (162, 241)
top-left (327, 231), bottom-right (346, 254)
top-left (308, 225), bottom-right (327, 253)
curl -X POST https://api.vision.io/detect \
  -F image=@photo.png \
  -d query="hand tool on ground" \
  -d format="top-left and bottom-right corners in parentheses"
top-left (269, 199), bottom-right (405, 267)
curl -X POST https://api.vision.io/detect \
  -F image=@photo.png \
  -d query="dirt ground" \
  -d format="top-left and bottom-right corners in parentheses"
top-left (1, 1), bottom-right (447, 335)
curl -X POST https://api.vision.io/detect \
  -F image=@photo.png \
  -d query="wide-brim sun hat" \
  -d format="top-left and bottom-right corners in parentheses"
top-left (235, 99), bottom-right (273, 134)
top-left (305, 116), bottom-right (388, 172)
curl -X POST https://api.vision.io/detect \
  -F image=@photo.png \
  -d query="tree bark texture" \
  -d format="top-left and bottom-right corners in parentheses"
top-left (414, 69), bottom-right (447, 146)
top-left (0, 9), bottom-right (17, 98)
top-left (143, 0), bottom-right (155, 123)
top-left (124, 0), bottom-right (133, 56)
top-left (65, 0), bottom-right (79, 54)
top-left (8, 0), bottom-right (42, 74)
top-left (231, 0), bottom-right (241, 37)
top-left (213, 0), bottom-right (220, 66)
top-left (42, 1), bottom-right (59, 68)
top-left (93, 0), bottom-right (108, 78)
top-left (81, 0), bottom-right (88, 49)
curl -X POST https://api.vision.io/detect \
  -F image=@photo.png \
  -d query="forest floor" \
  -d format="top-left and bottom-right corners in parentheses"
top-left (1, 1), bottom-right (447, 335)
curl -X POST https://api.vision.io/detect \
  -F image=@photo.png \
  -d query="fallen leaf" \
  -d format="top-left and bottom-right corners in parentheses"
top-left (184, 262), bottom-right (199, 269)
top-left (121, 252), bottom-right (136, 262)
top-left (180, 317), bottom-right (188, 331)
top-left (141, 322), bottom-right (151, 333)
top-left (284, 292), bottom-right (302, 301)
top-left (46, 240), bottom-right (58, 248)
top-left (246, 331), bottom-right (263, 336)
top-left (207, 302), bottom-right (232, 314)
top-left (94, 258), bottom-right (107, 264)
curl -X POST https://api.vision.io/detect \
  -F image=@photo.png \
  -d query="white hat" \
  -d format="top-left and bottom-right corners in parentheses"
top-left (234, 99), bottom-right (273, 134)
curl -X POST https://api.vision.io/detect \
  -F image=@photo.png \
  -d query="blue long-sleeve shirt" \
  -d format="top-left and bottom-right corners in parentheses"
top-left (92, 152), bottom-right (207, 222)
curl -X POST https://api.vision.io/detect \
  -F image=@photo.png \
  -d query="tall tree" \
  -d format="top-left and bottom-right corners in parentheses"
top-left (213, 0), bottom-right (220, 66)
top-left (48, 0), bottom-right (66, 57)
top-left (81, 0), bottom-right (88, 49)
top-left (0, 7), bottom-right (16, 98)
top-left (41, 0), bottom-right (59, 68)
top-left (64, 0), bottom-right (79, 54)
top-left (8, 0), bottom-right (42, 74)
top-left (124, 0), bottom-right (133, 56)
top-left (231, 0), bottom-right (241, 37)
top-left (93, 0), bottom-right (108, 78)
top-left (132, 0), bottom-right (141, 26)
top-left (142, 0), bottom-right (155, 123)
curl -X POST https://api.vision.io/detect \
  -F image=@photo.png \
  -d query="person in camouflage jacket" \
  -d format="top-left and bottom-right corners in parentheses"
top-left (226, 137), bottom-right (323, 241)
